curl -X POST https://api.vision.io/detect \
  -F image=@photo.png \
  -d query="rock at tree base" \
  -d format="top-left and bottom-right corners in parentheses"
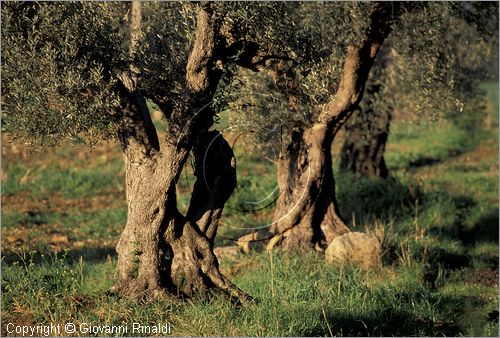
top-left (325, 232), bottom-right (382, 269)
top-left (237, 231), bottom-right (272, 254)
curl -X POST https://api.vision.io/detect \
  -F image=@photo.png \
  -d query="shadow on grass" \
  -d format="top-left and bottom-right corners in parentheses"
top-left (336, 173), bottom-right (498, 272)
top-left (336, 173), bottom-right (422, 226)
top-left (381, 244), bottom-right (473, 285)
top-left (306, 306), bottom-right (461, 336)
top-left (407, 148), bottom-right (464, 169)
top-left (337, 173), bottom-right (499, 243)
top-left (409, 155), bottom-right (444, 168)
top-left (461, 209), bottom-right (500, 246)
top-left (428, 196), bottom-right (499, 246)
top-left (304, 290), bottom-right (496, 336)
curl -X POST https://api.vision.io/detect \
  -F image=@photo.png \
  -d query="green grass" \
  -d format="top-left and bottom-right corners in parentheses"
top-left (482, 81), bottom-right (499, 129)
top-left (2, 251), bottom-right (497, 336)
top-left (2, 208), bottom-right (128, 239)
top-left (2, 161), bottom-right (124, 199)
top-left (2, 83), bottom-right (498, 336)
top-left (8, 208), bottom-right (126, 241)
top-left (385, 121), bottom-right (475, 171)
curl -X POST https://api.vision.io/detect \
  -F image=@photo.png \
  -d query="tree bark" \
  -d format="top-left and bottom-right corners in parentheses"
top-left (268, 3), bottom-right (401, 251)
top-left (111, 133), bottom-right (248, 301)
top-left (111, 3), bottom-right (250, 303)
top-left (267, 124), bottom-right (349, 251)
top-left (339, 85), bottom-right (392, 178)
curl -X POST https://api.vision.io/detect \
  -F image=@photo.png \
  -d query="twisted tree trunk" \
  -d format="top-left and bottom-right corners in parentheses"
top-left (112, 127), bottom-right (247, 300)
top-left (268, 3), bottom-right (401, 251)
top-left (268, 124), bottom-right (349, 251)
top-left (110, 3), bottom-right (250, 302)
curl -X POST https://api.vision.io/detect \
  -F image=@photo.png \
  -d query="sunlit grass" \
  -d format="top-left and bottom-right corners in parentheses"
top-left (1, 83), bottom-right (498, 336)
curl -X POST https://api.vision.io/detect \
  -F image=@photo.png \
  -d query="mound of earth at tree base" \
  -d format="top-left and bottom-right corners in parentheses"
top-left (325, 232), bottom-right (382, 269)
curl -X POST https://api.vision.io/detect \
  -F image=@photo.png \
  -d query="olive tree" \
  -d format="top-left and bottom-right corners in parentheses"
top-left (340, 2), bottom-right (499, 178)
top-left (1, 1), bottom-right (289, 301)
top-left (228, 2), bottom-right (405, 250)
top-left (227, 1), bottom-right (498, 251)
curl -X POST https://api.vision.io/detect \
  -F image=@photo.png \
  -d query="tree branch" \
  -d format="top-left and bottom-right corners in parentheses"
top-left (116, 0), bottom-right (160, 159)
top-left (223, 40), bottom-right (297, 72)
top-left (318, 3), bottom-right (404, 129)
top-left (168, 4), bottom-right (223, 144)
top-left (116, 70), bottom-right (160, 158)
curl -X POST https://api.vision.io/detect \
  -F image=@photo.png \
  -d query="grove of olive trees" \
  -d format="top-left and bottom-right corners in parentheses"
top-left (2, 1), bottom-right (498, 304)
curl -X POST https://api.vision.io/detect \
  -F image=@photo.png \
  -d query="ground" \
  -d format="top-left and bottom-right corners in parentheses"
top-left (1, 82), bottom-right (498, 336)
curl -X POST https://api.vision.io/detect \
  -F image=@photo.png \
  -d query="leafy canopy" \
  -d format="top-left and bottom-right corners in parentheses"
top-left (2, 2), bottom-right (193, 146)
top-left (2, 2), bottom-right (498, 148)
top-left (225, 1), bottom-right (498, 151)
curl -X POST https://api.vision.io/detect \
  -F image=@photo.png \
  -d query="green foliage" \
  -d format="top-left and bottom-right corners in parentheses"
top-left (224, 2), bottom-right (387, 130)
top-left (1, 2), bottom-right (197, 147)
top-left (388, 2), bottom-right (498, 124)
top-left (136, 3), bottom-right (194, 109)
top-left (1, 2), bottom-right (125, 146)
top-left (1, 2), bottom-right (386, 150)
top-left (3, 2), bottom-right (496, 156)
top-left (227, 2), bottom-right (498, 156)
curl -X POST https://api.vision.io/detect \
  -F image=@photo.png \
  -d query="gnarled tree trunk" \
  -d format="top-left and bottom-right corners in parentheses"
top-left (112, 129), bottom-right (248, 301)
top-left (268, 3), bottom-right (401, 251)
top-left (339, 106), bottom-right (392, 179)
top-left (268, 124), bottom-right (349, 251)
top-left (110, 3), bottom-right (250, 303)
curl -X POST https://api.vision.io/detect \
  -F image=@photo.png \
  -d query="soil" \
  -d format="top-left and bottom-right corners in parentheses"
top-left (465, 268), bottom-right (499, 288)
top-left (2, 134), bottom-right (126, 255)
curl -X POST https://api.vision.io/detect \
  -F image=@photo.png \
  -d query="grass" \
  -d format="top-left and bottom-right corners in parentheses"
top-left (2, 162), bottom-right (124, 199)
top-left (2, 251), bottom-right (497, 336)
top-left (1, 82), bottom-right (498, 336)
